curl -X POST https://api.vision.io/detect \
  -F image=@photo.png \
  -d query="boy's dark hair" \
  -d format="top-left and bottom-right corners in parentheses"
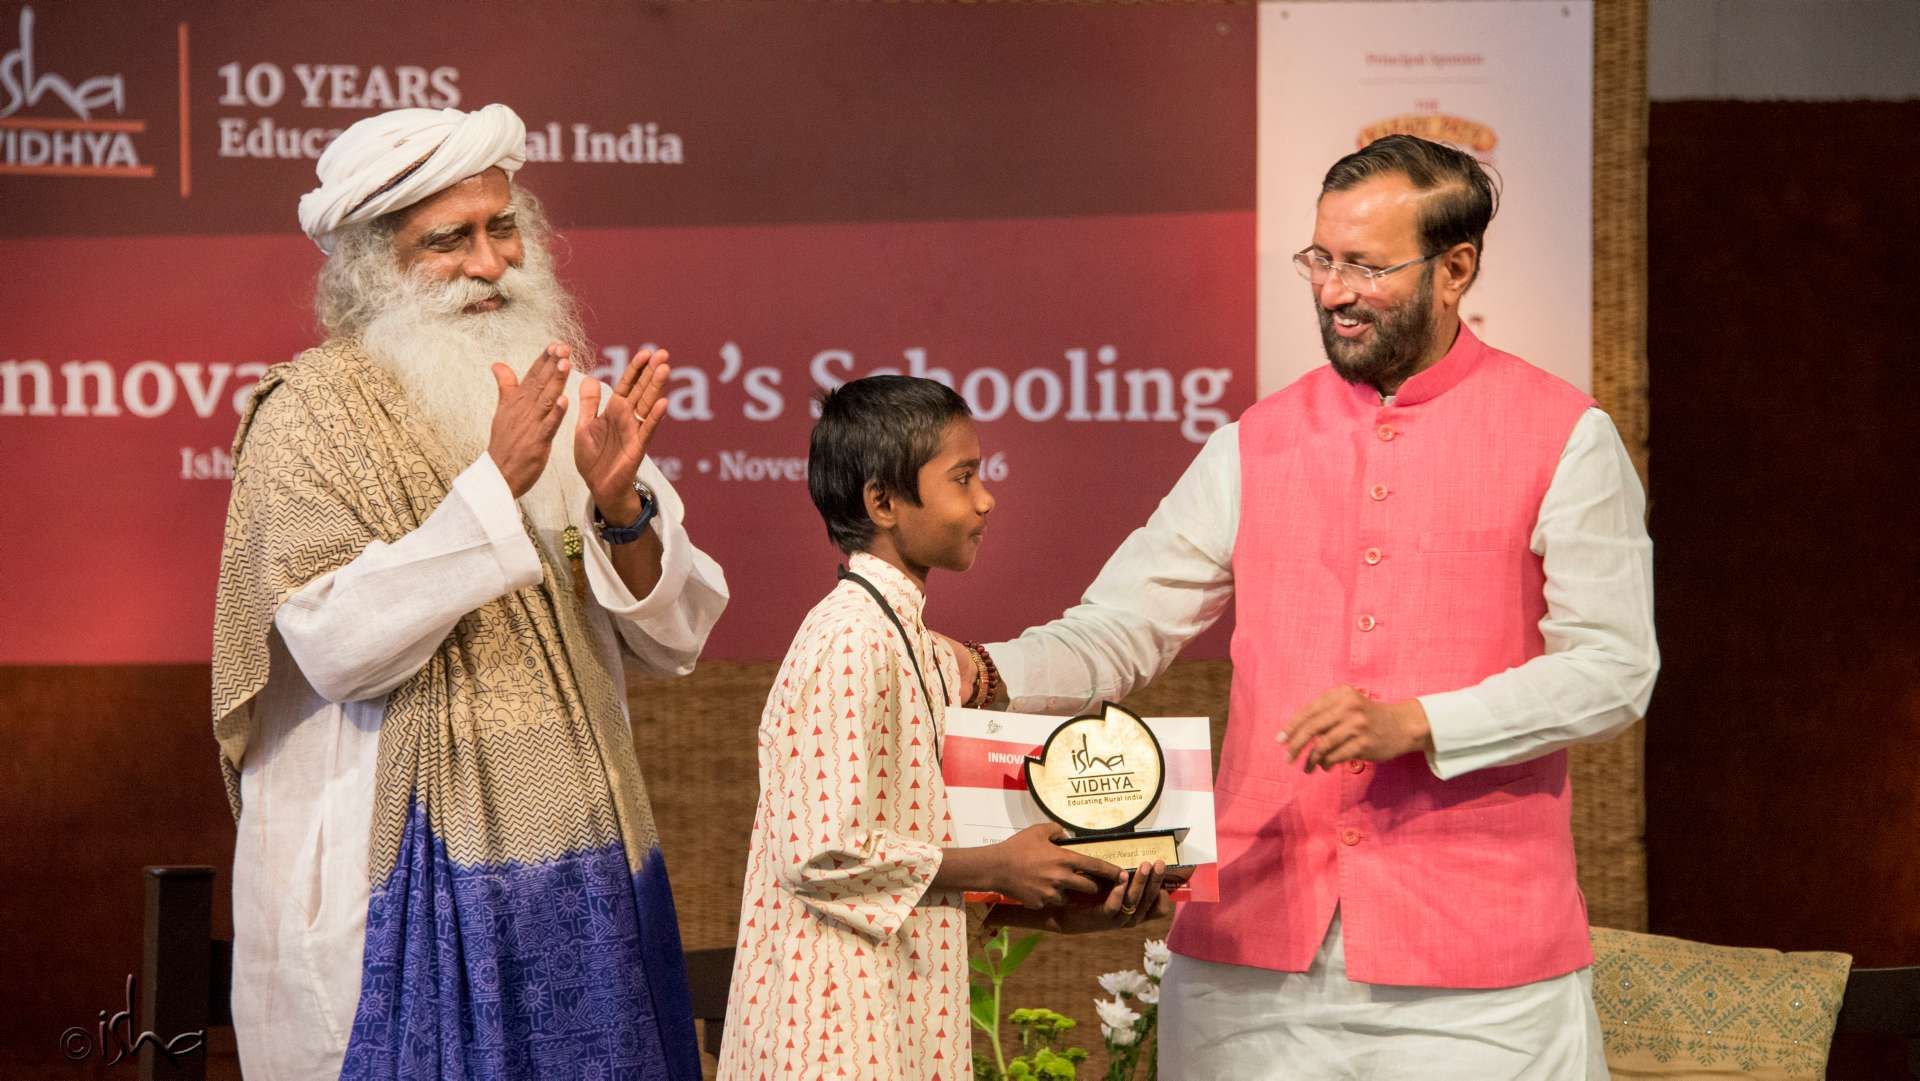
top-left (1321, 133), bottom-right (1500, 284)
top-left (808, 375), bottom-right (973, 554)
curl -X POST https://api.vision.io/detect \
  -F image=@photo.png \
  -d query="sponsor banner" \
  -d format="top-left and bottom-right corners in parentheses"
top-left (943, 707), bottom-right (1220, 902)
top-left (1257, 1), bottom-right (1594, 391)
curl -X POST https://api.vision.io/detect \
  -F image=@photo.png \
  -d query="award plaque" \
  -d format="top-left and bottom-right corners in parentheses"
top-left (1023, 702), bottom-right (1189, 870)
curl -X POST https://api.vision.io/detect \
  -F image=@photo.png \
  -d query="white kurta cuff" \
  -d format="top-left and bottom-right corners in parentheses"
top-left (577, 458), bottom-right (691, 616)
top-left (574, 458), bottom-right (731, 676)
top-left (1418, 689), bottom-right (1514, 780)
top-left (995, 643), bottom-right (1083, 716)
top-left (451, 453), bottom-right (542, 592)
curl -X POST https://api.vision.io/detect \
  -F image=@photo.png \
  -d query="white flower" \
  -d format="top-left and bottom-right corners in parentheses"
top-left (1095, 997), bottom-right (1140, 1032)
top-left (1143, 939), bottom-right (1171, 979)
top-left (1137, 983), bottom-right (1160, 1005)
top-left (1104, 1023), bottom-right (1141, 1047)
top-left (1098, 970), bottom-right (1150, 998)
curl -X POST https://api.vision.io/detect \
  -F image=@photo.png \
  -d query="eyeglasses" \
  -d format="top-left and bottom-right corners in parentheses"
top-left (1292, 248), bottom-right (1438, 295)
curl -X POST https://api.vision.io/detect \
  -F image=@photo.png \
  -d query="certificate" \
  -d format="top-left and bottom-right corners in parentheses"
top-left (943, 704), bottom-right (1219, 902)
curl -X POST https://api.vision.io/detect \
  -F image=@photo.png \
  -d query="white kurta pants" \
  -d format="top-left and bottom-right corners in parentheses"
top-left (1157, 911), bottom-right (1610, 1080)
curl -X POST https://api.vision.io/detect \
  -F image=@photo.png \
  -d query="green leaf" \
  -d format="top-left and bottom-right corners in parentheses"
top-left (1002, 931), bottom-right (1043, 973)
top-left (970, 954), bottom-right (994, 976)
top-left (969, 982), bottom-right (997, 1031)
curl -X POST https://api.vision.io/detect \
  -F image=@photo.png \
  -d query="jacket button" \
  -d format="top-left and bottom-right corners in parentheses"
top-left (1356, 614), bottom-right (1377, 632)
top-left (1369, 483), bottom-right (1389, 501)
top-left (1348, 761), bottom-right (1367, 774)
top-left (1376, 424), bottom-right (1396, 441)
top-left (1364, 547), bottom-right (1383, 565)
top-left (1341, 828), bottom-right (1362, 846)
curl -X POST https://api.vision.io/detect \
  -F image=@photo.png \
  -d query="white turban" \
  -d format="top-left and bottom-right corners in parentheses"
top-left (297, 103), bottom-right (528, 253)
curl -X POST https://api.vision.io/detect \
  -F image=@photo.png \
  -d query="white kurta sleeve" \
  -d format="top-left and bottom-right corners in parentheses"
top-left (988, 424), bottom-right (1241, 715)
top-left (575, 457), bottom-right (729, 677)
top-left (273, 453), bottom-right (543, 703)
top-left (766, 619), bottom-right (943, 941)
top-left (1419, 408), bottom-right (1660, 779)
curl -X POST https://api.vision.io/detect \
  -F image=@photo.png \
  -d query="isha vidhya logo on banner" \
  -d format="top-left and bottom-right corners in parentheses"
top-left (0, 5), bottom-right (152, 178)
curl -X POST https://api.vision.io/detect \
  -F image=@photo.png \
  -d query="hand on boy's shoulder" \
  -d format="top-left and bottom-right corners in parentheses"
top-left (933, 631), bottom-right (975, 692)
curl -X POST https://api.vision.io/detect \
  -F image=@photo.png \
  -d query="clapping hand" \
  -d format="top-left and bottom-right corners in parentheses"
top-left (575, 347), bottom-right (671, 522)
top-left (487, 344), bottom-right (571, 497)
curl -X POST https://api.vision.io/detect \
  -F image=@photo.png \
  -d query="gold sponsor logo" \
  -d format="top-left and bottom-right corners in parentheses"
top-left (1356, 113), bottom-right (1498, 156)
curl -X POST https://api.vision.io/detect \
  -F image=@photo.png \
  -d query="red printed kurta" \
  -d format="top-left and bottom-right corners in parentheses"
top-left (719, 552), bottom-right (971, 1080)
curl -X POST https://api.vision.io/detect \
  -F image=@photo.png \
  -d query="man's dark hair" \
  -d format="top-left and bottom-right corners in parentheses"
top-left (1321, 134), bottom-right (1500, 282)
top-left (808, 375), bottom-right (972, 554)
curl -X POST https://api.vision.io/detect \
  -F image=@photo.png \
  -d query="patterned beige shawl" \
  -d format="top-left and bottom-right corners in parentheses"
top-left (211, 339), bottom-right (659, 882)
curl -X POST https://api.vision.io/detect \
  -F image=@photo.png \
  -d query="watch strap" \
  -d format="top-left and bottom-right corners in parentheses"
top-left (594, 481), bottom-right (657, 544)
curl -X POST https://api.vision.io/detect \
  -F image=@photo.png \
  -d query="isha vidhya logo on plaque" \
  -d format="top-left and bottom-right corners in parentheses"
top-left (1024, 702), bottom-right (1191, 872)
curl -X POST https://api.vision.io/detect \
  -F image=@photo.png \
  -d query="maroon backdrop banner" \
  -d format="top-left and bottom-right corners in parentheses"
top-left (0, 2), bottom-right (1257, 663)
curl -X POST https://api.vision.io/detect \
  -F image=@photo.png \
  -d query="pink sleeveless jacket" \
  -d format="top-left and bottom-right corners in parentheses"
top-left (1167, 325), bottom-right (1596, 988)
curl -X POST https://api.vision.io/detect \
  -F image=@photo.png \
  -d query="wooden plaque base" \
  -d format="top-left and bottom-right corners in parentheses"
top-left (1057, 827), bottom-right (1186, 870)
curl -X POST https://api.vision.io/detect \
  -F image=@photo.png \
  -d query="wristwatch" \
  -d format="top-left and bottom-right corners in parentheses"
top-left (593, 481), bottom-right (658, 544)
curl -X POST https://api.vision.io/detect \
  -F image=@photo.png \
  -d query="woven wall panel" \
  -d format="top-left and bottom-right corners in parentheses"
top-left (1578, 0), bottom-right (1651, 934)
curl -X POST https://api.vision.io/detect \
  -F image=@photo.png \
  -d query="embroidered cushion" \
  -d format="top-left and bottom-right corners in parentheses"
top-left (1591, 926), bottom-right (1852, 1080)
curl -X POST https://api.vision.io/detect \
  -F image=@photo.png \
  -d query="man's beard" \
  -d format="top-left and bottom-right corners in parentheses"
top-left (1317, 263), bottom-right (1437, 394)
top-left (358, 248), bottom-right (589, 552)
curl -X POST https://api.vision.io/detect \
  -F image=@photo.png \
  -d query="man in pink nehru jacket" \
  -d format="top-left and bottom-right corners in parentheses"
top-left (948, 134), bottom-right (1657, 1078)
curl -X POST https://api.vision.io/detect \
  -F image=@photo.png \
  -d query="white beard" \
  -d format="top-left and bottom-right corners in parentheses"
top-left (360, 261), bottom-right (591, 562)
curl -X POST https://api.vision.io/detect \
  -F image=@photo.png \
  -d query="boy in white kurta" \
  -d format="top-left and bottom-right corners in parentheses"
top-left (721, 550), bottom-right (969, 1078)
top-left (720, 376), bottom-right (1173, 1079)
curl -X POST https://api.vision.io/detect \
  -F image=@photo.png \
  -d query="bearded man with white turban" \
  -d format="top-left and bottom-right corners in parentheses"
top-left (213, 104), bottom-right (727, 1081)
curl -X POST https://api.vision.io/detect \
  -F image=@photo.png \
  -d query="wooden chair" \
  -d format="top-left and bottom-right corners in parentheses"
top-left (1834, 963), bottom-right (1920, 1079)
top-left (138, 866), bottom-right (736, 1079)
top-left (683, 944), bottom-right (737, 1059)
top-left (126, 866), bottom-right (226, 1080)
